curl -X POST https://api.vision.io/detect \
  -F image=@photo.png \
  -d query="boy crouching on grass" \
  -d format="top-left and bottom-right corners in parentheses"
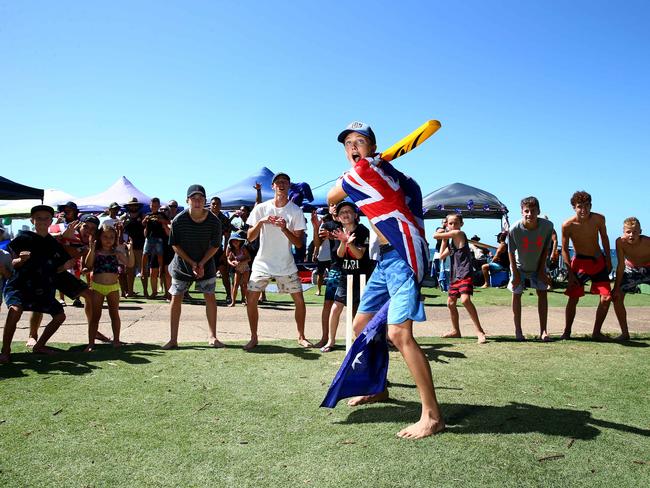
top-left (434, 214), bottom-right (487, 343)
top-left (612, 217), bottom-right (650, 341)
top-left (508, 197), bottom-right (554, 341)
top-left (1, 205), bottom-right (75, 364)
top-left (561, 191), bottom-right (612, 340)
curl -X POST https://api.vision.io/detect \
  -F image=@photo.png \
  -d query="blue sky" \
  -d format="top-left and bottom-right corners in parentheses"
top-left (1, 0), bottom-right (648, 245)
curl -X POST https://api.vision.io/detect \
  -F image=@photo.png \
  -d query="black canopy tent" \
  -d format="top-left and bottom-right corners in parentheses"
top-left (422, 182), bottom-right (509, 226)
top-left (0, 176), bottom-right (44, 201)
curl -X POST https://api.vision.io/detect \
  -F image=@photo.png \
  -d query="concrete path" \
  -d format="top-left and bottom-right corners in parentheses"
top-left (2, 298), bottom-right (648, 346)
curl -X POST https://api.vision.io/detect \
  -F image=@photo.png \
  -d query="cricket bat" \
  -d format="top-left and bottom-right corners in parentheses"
top-left (380, 120), bottom-right (441, 162)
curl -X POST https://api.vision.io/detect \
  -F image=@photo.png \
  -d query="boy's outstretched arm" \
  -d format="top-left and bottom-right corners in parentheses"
top-left (327, 179), bottom-right (347, 206)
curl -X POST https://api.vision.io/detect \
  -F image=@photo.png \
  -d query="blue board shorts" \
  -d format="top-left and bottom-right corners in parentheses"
top-left (357, 249), bottom-right (425, 325)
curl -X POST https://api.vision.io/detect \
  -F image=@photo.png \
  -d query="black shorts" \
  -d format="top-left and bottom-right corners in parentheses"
top-left (54, 271), bottom-right (88, 299)
top-left (316, 260), bottom-right (331, 275)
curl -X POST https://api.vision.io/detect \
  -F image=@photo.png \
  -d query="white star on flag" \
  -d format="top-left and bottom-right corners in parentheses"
top-left (351, 351), bottom-right (364, 370)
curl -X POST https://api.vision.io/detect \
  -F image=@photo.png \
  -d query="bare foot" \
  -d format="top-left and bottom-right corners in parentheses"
top-left (441, 330), bottom-right (461, 339)
top-left (162, 341), bottom-right (179, 350)
top-left (477, 333), bottom-right (487, 344)
top-left (84, 344), bottom-right (95, 353)
top-left (515, 334), bottom-right (526, 342)
top-left (32, 345), bottom-right (58, 356)
top-left (320, 344), bottom-right (334, 353)
top-left (480, 284), bottom-right (489, 289)
top-left (0, 352), bottom-right (11, 364)
top-left (243, 338), bottom-right (258, 351)
top-left (228, 302), bottom-right (235, 307)
top-left (615, 333), bottom-right (630, 341)
top-left (560, 331), bottom-right (571, 340)
top-left (208, 338), bottom-right (225, 348)
top-left (347, 390), bottom-right (389, 406)
top-left (592, 332), bottom-right (609, 342)
top-left (397, 418), bottom-right (446, 439)
top-left (297, 338), bottom-right (313, 348)
top-left (312, 339), bottom-right (328, 349)
top-left (539, 331), bottom-right (551, 342)
top-left (315, 291), bottom-right (321, 296)
top-left (113, 340), bottom-right (126, 349)
top-left (26, 337), bottom-right (38, 348)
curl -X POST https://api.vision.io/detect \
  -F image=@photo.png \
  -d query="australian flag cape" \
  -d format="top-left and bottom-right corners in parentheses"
top-left (321, 156), bottom-right (429, 408)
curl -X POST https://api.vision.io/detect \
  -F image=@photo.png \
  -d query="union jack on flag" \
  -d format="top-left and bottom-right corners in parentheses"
top-left (341, 156), bottom-right (429, 283)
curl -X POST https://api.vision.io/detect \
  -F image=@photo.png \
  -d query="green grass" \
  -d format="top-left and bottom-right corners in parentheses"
top-left (129, 279), bottom-right (650, 308)
top-left (1, 338), bottom-right (649, 487)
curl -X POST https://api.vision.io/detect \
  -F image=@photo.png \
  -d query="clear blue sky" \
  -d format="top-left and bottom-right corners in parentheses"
top-left (1, 1), bottom-right (648, 246)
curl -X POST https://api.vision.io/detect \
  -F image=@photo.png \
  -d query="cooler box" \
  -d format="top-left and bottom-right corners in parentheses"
top-left (490, 270), bottom-right (509, 287)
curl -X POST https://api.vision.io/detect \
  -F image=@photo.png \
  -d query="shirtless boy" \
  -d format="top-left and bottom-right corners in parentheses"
top-left (434, 214), bottom-right (487, 343)
top-left (561, 191), bottom-right (612, 340)
top-left (327, 121), bottom-right (444, 439)
top-left (612, 217), bottom-right (650, 340)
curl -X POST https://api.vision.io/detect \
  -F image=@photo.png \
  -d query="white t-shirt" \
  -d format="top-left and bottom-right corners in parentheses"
top-left (247, 200), bottom-right (306, 276)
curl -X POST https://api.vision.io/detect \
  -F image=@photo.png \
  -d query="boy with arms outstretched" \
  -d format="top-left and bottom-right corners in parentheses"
top-left (327, 121), bottom-right (444, 439)
top-left (434, 214), bottom-right (487, 343)
top-left (561, 191), bottom-right (612, 340)
top-left (612, 217), bottom-right (650, 340)
top-left (508, 197), bottom-right (554, 341)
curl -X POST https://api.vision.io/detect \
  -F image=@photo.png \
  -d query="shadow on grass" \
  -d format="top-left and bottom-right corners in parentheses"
top-left (419, 343), bottom-right (467, 363)
top-left (244, 343), bottom-right (322, 360)
top-left (0, 343), bottom-right (162, 379)
top-left (337, 400), bottom-right (650, 439)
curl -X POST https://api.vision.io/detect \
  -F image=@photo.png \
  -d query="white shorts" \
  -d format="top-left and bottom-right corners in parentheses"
top-left (248, 270), bottom-right (303, 294)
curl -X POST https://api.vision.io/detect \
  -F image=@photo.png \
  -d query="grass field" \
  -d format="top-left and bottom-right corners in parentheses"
top-left (1, 337), bottom-right (649, 487)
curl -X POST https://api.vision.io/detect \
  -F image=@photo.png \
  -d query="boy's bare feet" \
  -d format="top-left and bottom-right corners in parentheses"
top-left (441, 330), bottom-right (461, 339)
top-left (320, 344), bottom-right (334, 353)
top-left (312, 339), bottom-right (327, 349)
top-left (84, 344), bottom-right (95, 353)
top-left (26, 337), bottom-right (37, 348)
top-left (560, 331), bottom-right (571, 340)
top-left (539, 331), bottom-right (551, 342)
top-left (477, 333), bottom-right (487, 344)
top-left (96, 332), bottom-right (112, 343)
top-left (592, 332), bottom-right (609, 342)
top-left (208, 338), bottom-right (225, 348)
top-left (615, 333), bottom-right (630, 341)
top-left (397, 418), bottom-right (445, 439)
top-left (228, 302), bottom-right (235, 307)
top-left (515, 333), bottom-right (526, 342)
top-left (347, 389), bottom-right (389, 406)
top-left (243, 338), bottom-right (258, 351)
top-left (162, 341), bottom-right (179, 350)
top-left (0, 352), bottom-right (11, 364)
top-left (480, 284), bottom-right (489, 289)
top-left (297, 338), bottom-right (313, 348)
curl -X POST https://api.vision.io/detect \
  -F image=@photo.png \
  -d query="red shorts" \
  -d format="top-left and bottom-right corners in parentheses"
top-left (565, 254), bottom-right (611, 298)
top-left (449, 277), bottom-right (473, 299)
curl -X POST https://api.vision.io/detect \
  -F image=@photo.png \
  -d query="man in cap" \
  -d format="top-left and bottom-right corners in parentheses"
top-left (244, 172), bottom-right (312, 350)
top-left (120, 197), bottom-right (146, 297)
top-left (163, 185), bottom-right (224, 349)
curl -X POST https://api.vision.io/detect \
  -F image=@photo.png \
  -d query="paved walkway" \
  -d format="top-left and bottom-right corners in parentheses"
top-left (2, 299), bottom-right (648, 345)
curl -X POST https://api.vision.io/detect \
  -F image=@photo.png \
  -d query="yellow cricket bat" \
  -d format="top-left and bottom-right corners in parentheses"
top-left (380, 120), bottom-right (441, 162)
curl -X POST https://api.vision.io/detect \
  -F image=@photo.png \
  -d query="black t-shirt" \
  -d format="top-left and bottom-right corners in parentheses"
top-left (7, 231), bottom-right (69, 293)
top-left (333, 223), bottom-right (371, 277)
top-left (122, 213), bottom-right (145, 248)
top-left (144, 212), bottom-right (167, 240)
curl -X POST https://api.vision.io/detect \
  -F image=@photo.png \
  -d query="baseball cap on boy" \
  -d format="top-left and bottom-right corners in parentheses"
top-left (272, 172), bottom-right (290, 184)
top-left (80, 214), bottom-right (100, 227)
top-left (187, 184), bottom-right (206, 198)
top-left (31, 205), bottom-right (55, 216)
top-left (337, 121), bottom-right (376, 145)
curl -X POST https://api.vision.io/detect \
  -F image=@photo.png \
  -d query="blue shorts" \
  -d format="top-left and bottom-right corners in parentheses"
top-left (144, 237), bottom-right (165, 256)
top-left (488, 262), bottom-right (506, 273)
top-left (324, 268), bottom-right (341, 301)
top-left (357, 249), bottom-right (425, 325)
top-left (3, 286), bottom-right (63, 316)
